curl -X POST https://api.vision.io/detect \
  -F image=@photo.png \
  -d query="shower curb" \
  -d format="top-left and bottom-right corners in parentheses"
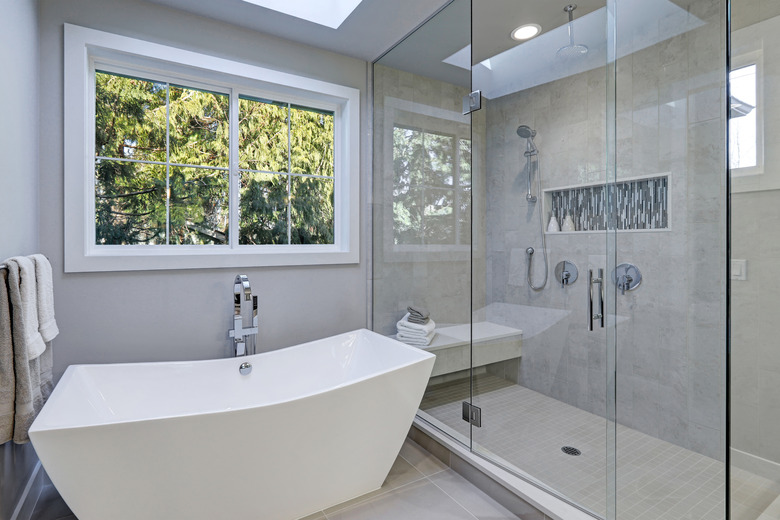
top-left (410, 418), bottom-right (597, 520)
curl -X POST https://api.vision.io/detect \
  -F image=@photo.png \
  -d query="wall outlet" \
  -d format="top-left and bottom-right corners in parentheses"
top-left (731, 259), bottom-right (747, 281)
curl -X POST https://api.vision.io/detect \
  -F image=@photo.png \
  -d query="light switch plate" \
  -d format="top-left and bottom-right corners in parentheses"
top-left (731, 259), bottom-right (747, 281)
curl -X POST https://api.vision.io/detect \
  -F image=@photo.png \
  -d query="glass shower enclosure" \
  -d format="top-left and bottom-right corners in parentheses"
top-left (372, 0), bottom-right (729, 518)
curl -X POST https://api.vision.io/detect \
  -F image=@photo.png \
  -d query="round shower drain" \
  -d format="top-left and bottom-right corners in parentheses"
top-left (561, 446), bottom-right (581, 456)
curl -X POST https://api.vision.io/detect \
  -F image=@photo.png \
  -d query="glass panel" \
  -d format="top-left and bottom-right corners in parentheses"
top-left (239, 96), bottom-right (289, 173)
top-left (168, 167), bottom-right (228, 245)
top-left (238, 171), bottom-right (289, 244)
top-left (94, 160), bottom-right (166, 244)
top-left (290, 176), bottom-right (334, 244)
top-left (290, 105), bottom-right (334, 177)
top-left (168, 85), bottom-right (229, 168)
top-left (613, 0), bottom-right (727, 517)
top-left (95, 71), bottom-right (167, 162)
top-left (730, 3), bottom-right (780, 520)
top-left (469, 0), bottom-right (612, 514)
top-left (372, 0), bottom-right (473, 452)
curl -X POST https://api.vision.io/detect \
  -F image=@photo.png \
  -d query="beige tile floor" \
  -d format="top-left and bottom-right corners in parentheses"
top-left (303, 439), bottom-right (523, 520)
top-left (421, 373), bottom-right (780, 520)
top-left (32, 439), bottom-right (523, 520)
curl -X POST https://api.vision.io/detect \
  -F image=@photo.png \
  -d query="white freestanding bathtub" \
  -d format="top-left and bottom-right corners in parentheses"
top-left (29, 329), bottom-right (435, 520)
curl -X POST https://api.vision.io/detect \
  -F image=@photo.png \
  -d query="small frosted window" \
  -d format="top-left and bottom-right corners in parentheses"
top-left (729, 64), bottom-right (757, 170)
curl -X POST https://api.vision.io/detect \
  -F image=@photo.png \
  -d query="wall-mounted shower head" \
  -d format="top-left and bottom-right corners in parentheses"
top-left (517, 125), bottom-right (538, 157)
top-left (517, 125), bottom-right (536, 139)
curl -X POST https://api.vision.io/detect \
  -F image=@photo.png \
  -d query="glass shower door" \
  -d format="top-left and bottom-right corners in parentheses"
top-left (468, 1), bottom-right (614, 515)
top-left (371, 0), bottom-right (475, 448)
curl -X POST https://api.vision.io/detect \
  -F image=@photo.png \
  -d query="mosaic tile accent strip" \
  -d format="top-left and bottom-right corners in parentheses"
top-left (549, 176), bottom-right (668, 231)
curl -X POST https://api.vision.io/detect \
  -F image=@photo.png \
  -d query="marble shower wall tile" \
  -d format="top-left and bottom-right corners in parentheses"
top-left (483, 0), bottom-right (726, 460)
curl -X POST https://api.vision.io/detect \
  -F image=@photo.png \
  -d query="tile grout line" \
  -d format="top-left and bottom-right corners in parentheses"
top-left (424, 474), bottom-right (482, 520)
top-left (321, 462), bottom-right (429, 518)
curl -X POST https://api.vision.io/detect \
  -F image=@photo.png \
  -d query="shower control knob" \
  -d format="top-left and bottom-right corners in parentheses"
top-left (612, 263), bottom-right (642, 294)
top-left (239, 362), bottom-right (252, 375)
top-left (555, 261), bottom-right (578, 287)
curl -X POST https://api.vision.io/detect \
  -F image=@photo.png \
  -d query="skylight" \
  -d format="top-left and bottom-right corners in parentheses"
top-left (240, 0), bottom-right (363, 29)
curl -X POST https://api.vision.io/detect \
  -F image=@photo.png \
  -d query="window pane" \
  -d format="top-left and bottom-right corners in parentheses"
top-left (458, 184), bottom-right (471, 245)
top-left (729, 64), bottom-right (757, 170)
top-left (169, 167), bottom-right (228, 245)
top-left (95, 160), bottom-right (166, 244)
top-left (239, 171), bottom-right (289, 244)
top-left (424, 132), bottom-right (455, 186)
top-left (393, 187), bottom-right (424, 245)
top-left (95, 71), bottom-right (167, 162)
top-left (393, 126), bottom-right (425, 188)
top-left (459, 138), bottom-right (472, 185)
top-left (422, 188), bottom-right (455, 244)
top-left (239, 97), bottom-right (289, 173)
top-left (169, 86), bottom-right (230, 168)
top-left (290, 176), bottom-right (334, 244)
top-left (290, 105), bottom-right (334, 177)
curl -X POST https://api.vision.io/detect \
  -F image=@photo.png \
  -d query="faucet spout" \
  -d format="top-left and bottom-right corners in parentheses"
top-left (230, 275), bottom-right (259, 357)
top-left (235, 274), bottom-right (251, 302)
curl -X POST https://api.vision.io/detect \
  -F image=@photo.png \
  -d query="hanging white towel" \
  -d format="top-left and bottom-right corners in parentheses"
top-left (30, 255), bottom-right (59, 343)
top-left (4, 259), bottom-right (53, 443)
top-left (0, 269), bottom-right (15, 443)
top-left (5, 257), bottom-right (46, 360)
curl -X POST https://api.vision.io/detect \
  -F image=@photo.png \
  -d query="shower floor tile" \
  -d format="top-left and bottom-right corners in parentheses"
top-left (421, 373), bottom-right (780, 520)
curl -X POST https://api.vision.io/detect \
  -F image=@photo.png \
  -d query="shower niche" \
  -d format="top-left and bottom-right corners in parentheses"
top-left (544, 174), bottom-right (670, 233)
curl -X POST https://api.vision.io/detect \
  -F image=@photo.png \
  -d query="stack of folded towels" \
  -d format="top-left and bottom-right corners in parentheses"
top-left (396, 305), bottom-right (436, 346)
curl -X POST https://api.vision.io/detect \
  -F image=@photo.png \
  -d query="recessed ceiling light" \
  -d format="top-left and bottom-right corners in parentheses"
top-left (511, 24), bottom-right (542, 41)
top-left (240, 0), bottom-right (363, 29)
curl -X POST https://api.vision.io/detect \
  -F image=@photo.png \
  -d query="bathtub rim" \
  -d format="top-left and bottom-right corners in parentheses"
top-left (30, 328), bottom-right (434, 433)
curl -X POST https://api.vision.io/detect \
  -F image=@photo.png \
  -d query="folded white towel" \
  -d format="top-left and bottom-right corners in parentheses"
top-left (6, 257), bottom-right (46, 360)
top-left (397, 330), bottom-right (436, 346)
top-left (30, 255), bottom-right (58, 343)
top-left (397, 313), bottom-right (436, 335)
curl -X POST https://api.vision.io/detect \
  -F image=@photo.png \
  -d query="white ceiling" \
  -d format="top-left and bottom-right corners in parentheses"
top-left (143, 0), bottom-right (704, 100)
top-left (143, 0), bottom-right (451, 62)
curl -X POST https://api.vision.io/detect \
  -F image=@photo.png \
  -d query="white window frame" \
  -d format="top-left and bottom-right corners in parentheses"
top-left (64, 24), bottom-right (360, 272)
top-left (381, 96), bottom-right (471, 263)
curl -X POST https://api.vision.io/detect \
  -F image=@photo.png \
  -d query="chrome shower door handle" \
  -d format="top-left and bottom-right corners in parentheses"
top-left (588, 268), bottom-right (605, 331)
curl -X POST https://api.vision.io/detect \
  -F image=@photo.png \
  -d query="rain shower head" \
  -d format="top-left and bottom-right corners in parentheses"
top-left (557, 4), bottom-right (588, 59)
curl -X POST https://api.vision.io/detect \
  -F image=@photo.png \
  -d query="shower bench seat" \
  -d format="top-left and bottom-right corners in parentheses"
top-left (415, 321), bottom-right (522, 377)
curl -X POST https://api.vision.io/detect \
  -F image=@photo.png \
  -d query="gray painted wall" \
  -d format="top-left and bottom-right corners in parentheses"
top-left (1, 1), bottom-right (42, 518)
top-left (37, 0), bottom-right (370, 379)
top-left (0, 0), bottom-right (39, 261)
